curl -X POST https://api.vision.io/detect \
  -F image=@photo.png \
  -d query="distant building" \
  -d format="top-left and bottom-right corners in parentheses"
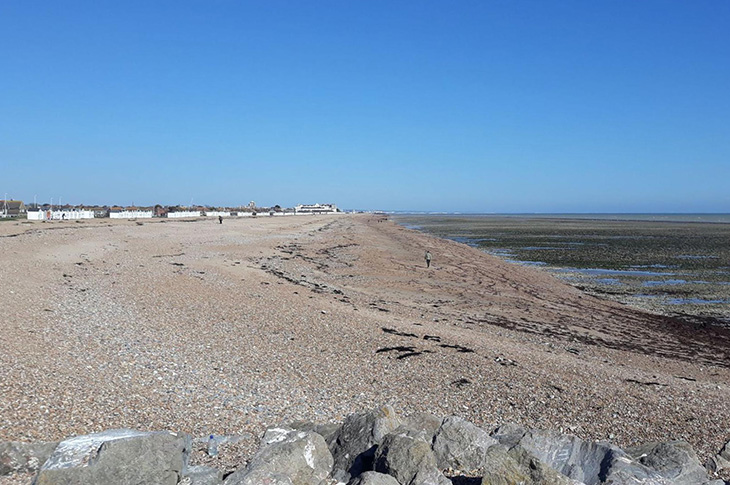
top-left (109, 206), bottom-right (153, 219)
top-left (0, 200), bottom-right (26, 218)
top-left (294, 203), bottom-right (339, 214)
top-left (27, 208), bottom-right (94, 220)
top-left (204, 211), bottom-right (231, 218)
top-left (86, 206), bottom-right (110, 218)
top-left (166, 210), bottom-right (201, 218)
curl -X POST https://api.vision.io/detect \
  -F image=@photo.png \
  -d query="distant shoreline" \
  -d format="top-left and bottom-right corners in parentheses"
top-left (391, 212), bottom-right (730, 224)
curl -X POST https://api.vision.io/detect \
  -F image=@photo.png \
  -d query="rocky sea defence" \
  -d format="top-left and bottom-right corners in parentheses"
top-left (2, 405), bottom-right (728, 485)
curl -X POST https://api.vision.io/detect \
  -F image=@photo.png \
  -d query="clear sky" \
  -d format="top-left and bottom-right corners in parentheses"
top-left (1, 1), bottom-right (728, 212)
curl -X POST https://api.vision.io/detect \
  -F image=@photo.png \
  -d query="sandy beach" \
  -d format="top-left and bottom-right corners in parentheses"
top-left (1, 214), bottom-right (729, 478)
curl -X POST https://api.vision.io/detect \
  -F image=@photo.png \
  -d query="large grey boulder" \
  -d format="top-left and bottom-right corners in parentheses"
top-left (373, 431), bottom-right (450, 485)
top-left (480, 444), bottom-right (577, 485)
top-left (287, 420), bottom-right (341, 447)
top-left (347, 471), bottom-right (401, 485)
top-left (228, 472), bottom-right (293, 485)
top-left (628, 441), bottom-right (711, 485)
top-left (719, 441), bottom-right (730, 463)
top-left (224, 427), bottom-right (333, 485)
top-left (328, 405), bottom-right (402, 482)
top-left (404, 413), bottom-right (442, 444)
top-left (180, 465), bottom-right (223, 485)
top-left (432, 416), bottom-right (497, 471)
top-left (0, 441), bottom-right (58, 476)
top-left (32, 429), bottom-right (190, 485)
top-left (489, 423), bottom-right (527, 448)
top-left (315, 423), bottom-right (342, 446)
top-left (707, 440), bottom-right (730, 474)
top-left (491, 425), bottom-right (662, 485)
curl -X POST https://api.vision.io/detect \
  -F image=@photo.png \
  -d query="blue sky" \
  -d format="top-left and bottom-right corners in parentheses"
top-left (1, 1), bottom-right (728, 212)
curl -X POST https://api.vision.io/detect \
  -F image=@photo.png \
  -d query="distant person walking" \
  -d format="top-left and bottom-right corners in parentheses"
top-left (425, 250), bottom-right (432, 268)
top-left (218, 215), bottom-right (223, 224)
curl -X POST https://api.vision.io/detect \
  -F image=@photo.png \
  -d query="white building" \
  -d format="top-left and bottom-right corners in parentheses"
top-left (109, 210), bottom-right (153, 219)
top-left (166, 211), bottom-right (202, 219)
top-left (27, 210), bottom-right (95, 220)
top-left (294, 203), bottom-right (339, 214)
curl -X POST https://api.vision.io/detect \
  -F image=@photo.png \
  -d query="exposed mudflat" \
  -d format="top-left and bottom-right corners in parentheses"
top-left (394, 214), bottom-right (730, 325)
top-left (1, 215), bottom-right (728, 479)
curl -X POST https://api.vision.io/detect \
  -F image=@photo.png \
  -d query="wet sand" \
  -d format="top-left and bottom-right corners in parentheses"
top-left (1, 214), bottom-right (729, 477)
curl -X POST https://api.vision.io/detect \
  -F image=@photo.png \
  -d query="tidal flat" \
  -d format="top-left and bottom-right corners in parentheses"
top-left (393, 214), bottom-right (730, 326)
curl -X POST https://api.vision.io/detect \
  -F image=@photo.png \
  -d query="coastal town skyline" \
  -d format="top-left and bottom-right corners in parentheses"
top-left (2, 2), bottom-right (729, 213)
top-left (0, 198), bottom-right (343, 219)
top-left (4, 194), bottom-right (730, 218)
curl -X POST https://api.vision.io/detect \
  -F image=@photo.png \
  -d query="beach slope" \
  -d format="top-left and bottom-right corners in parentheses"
top-left (0, 214), bottom-right (728, 466)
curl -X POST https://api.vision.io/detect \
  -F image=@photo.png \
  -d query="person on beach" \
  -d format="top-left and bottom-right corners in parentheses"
top-left (218, 215), bottom-right (223, 224)
top-left (425, 250), bottom-right (432, 268)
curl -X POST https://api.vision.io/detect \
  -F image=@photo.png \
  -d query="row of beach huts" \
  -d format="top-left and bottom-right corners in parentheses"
top-left (3, 201), bottom-right (341, 220)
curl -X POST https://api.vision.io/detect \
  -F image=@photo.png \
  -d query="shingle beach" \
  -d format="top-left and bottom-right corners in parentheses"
top-left (1, 215), bottom-right (728, 480)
